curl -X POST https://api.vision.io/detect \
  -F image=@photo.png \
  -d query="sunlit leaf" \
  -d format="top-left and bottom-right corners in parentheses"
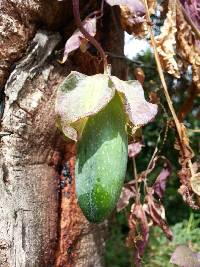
top-left (110, 76), bottom-right (158, 125)
top-left (55, 71), bottom-right (115, 141)
top-left (61, 17), bottom-right (96, 63)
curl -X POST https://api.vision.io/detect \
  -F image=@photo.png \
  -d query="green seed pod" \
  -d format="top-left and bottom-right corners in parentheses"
top-left (75, 93), bottom-right (128, 223)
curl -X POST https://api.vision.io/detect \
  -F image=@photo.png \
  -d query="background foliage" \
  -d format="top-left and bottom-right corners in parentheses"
top-left (104, 47), bottom-right (200, 266)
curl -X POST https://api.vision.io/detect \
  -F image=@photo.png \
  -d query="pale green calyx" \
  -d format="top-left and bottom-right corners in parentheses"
top-left (55, 71), bottom-right (158, 141)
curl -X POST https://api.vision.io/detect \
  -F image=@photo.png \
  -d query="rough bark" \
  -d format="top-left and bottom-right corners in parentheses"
top-left (0, 31), bottom-right (65, 267)
top-left (0, 1), bottom-right (126, 266)
top-left (0, 0), bottom-right (91, 90)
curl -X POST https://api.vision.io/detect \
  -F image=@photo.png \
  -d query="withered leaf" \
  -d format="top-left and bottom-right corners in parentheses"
top-left (174, 124), bottom-right (200, 209)
top-left (170, 245), bottom-right (200, 267)
top-left (178, 185), bottom-right (200, 210)
top-left (128, 142), bottom-right (143, 158)
top-left (155, 0), bottom-right (180, 78)
top-left (105, 0), bottom-right (149, 37)
top-left (138, 152), bottom-right (160, 182)
top-left (105, 0), bottom-right (145, 14)
top-left (61, 17), bottom-right (96, 63)
top-left (145, 189), bottom-right (173, 240)
top-left (191, 173), bottom-right (200, 196)
top-left (180, 0), bottom-right (200, 36)
top-left (153, 160), bottom-right (172, 199)
top-left (117, 181), bottom-right (136, 211)
top-left (176, 3), bottom-right (200, 92)
top-left (127, 204), bottom-right (149, 267)
top-left (134, 67), bottom-right (145, 85)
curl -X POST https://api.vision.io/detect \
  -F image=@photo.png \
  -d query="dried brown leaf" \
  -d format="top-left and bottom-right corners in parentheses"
top-left (173, 124), bottom-right (200, 209)
top-left (106, 0), bottom-right (156, 38)
top-left (155, 0), bottom-right (180, 78)
top-left (180, 0), bottom-right (200, 39)
top-left (127, 204), bottom-right (149, 267)
top-left (145, 189), bottom-right (173, 240)
top-left (134, 67), bottom-right (145, 85)
top-left (176, 3), bottom-right (200, 92)
top-left (120, 5), bottom-right (147, 38)
top-left (147, 0), bottom-right (157, 14)
top-left (105, 0), bottom-right (145, 14)
top-left (139, 154), bottom-right (159, 181)
top-left (178, 185), bottom-right (200, 210)
top-left (149, 91), bottom-right (160, 104)
top-left (191, 173), bottom-right (200, 197)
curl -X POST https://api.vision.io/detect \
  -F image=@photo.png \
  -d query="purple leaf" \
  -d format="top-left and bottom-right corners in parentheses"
top-left (105, 0), bottom-right (145, 16)
top-left (61, 17), bottom-right (96, 63)
top-left (180, 0), bottom-right (200, 30)
top-left (127, 204), bottom-right (149, 267)
top-left (153, 161), bottom-right (172, 199)
top-left (145, 189), bottom-right (173, 240)
top-left (170, 245), bottom-right (200, 267)
top-left (128, 142), bottom-right (143, 158)
top-left (117, 181), bottom-right (136, 211)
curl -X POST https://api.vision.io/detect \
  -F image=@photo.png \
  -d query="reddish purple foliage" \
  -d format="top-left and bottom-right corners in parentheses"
top-left (170, 245), bottom-right (200, 267)
top-left (180, 0), bottom-right (200, 30)
top-left (145, 189), bottom-right (173, 240)
top-left (153, 162), bottom-right (172, 199)
top-left (128, 142), bottom-right (143, 158)
top-left (117, 181), bottom-right (136, 211)
top-left (127, 204), bottom-right (149, 267)
top-left (105, 0), bottom-right (145, 16)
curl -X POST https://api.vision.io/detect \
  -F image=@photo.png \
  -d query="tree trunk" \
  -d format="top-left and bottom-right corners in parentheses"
top-left (0, 1), bottom-right (125, 266)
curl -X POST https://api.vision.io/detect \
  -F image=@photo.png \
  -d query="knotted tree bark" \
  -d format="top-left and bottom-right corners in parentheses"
top-left (0, 1), bottom-right (126, 266)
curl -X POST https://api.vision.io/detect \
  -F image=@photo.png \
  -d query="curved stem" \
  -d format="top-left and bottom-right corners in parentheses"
top-left (72, 0), bottom-right (108, 73)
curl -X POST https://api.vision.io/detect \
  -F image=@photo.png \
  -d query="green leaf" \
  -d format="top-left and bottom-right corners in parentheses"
top-left (55, 71), bottom-right (115, 141)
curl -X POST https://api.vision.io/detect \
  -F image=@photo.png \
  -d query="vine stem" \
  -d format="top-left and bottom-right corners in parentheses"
top-left (143, 0), bottom-right (194, 176)
top-left (133, 158), bottom-right (140, 204)
top-left (72, 0), bottom-right (108, 73)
